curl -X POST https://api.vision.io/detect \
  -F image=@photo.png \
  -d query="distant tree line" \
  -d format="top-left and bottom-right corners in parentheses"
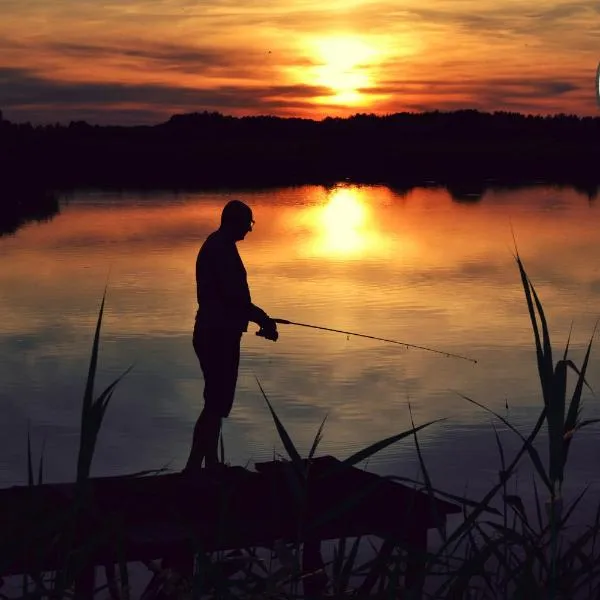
top-left (1, 108), bottom-right (599, 188)
top-left (0, 108), bottom-right (599, 234)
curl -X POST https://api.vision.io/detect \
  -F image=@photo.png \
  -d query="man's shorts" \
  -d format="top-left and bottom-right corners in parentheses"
top-left (193, 325), bottom-right (243, 418)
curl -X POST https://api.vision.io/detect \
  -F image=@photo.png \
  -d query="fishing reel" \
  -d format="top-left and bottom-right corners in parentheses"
top-left (256, 325), bottom-right (279, 342)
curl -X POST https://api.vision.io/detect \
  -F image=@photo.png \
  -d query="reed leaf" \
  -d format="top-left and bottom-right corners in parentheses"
top-left (308, 414), bottom-right (328, 461)
top-left (532, 474), bottom-right (544, 532)
top-left (37, 439), bottom-right (45, 486)
top-left (76, 290), bottom-right (133, 486)
top-left (430, 406), bottom-right (548, 575)
top-left (564, 325), bottom-right (597, 467)
top-left (219, 429), bottom-right (225, 465)
top-left (504, 495), bottom-right (527, 524)
top-left (456, 392), bottom-right (553, 493)
top-left (77, 366), bottom-right (132, 483)
top-left (255, 378), bottom-right (308, 517)
top-left (386, 474), bottom-right (501, 515)
top-left (440, 535), bottom-right (498, 600)
top-left (515, 252), bottom-right (553, 407)
top-left (557, 485), bottom-right (589, 531)
top-left (492, 423), bottom-right (506, 481)
top-left (307, 476), bottom-right (390, 532)
top-left (331, 537), bottom-right (345, 589)
top-left (255, 376), bottom-right (303, 471)
top-left (473, 522), bottom-right (520, 592)
top-left (80, 288), bottom-right (106, 434)
top-left (26, 426), bottom-right (33, 487)
top-left (576, 418), bottom-right (600, 430)
top-left (548, 359), bottom-right (568, 490)
top-left (530, 281), bottom-right (553, 371)
top-left (409, 402), bottom-right (446, 541)
top-left (563, 322), bottom-right (574, 361)
top-left (339, 536), bottom-right (361, 593)
top-left (337, 418), bottom-right (446, 471)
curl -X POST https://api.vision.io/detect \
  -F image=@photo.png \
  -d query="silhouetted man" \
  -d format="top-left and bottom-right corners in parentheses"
top-left (184, 199), bottom-right (278, 473)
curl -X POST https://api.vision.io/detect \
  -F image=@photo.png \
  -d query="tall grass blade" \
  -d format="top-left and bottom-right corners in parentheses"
top-left (492, 423), bottom-right (506, 477)
top-left (76, 289), bottom-right (133, 485)
top-left (548, 359), bottom-right (567, 490)
top-left (563, 322), bottom-right (574, 360)
top-left (456, 392), bottom-right (552, 492)
top-left (26, 426), bottom-right (33, 487)
top-left (503, 494), bottom-right (528, 525)
top-left (255, 376), bottom-right (303, 469)
top-left (255, 377), bottom-right (306, 510)
top-left (527, 265), bottom-right (555, 394)
top-left (576, 418), bottom-right (600, 430)
top-left (532, 474), bottom-right (544, 532)
top-left (473, 521), bottom-right (518, 592)
top-left (386, 475), bottom-right (501, 515)
top-left (332, 537), bottom-right (346, 590)
top-left (220, 430), bottom-right (225, 465)
top-left (308, 414), bottom-right (327, 461)
top-left (558, 485), bottom-right (589, 530)
top-left (37, 439), bottom-right (45, 485)
top-left (308, 477), bottom-right (392, 532)
top-left (340, 536), bottom-right (361, 593)
top-left (337, 418), bottom-right (446, 472)
top-left (409, 402), bottom-right (446, 541)
top-left (430, 407), bottom-right (548, 571)
top-left (81, 288), bottom-right (107, 434)
top-left (77, 367), bottom-right (132, 483)
top-left (514, 252), bottom-right (552, 406)
top-left (564, 325), bottom-right (597, 466)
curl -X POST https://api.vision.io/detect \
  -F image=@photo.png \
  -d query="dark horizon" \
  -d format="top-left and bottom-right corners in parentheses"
top-left (2, 108), bottom-right (599, 188)
top-left (2, 106), bottom-right (599, 236)
top-left (3, 106), bottom-right (599, 129)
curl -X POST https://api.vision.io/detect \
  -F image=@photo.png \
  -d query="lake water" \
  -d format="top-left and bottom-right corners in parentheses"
top-left (1, 182), bottom-right (600, 523)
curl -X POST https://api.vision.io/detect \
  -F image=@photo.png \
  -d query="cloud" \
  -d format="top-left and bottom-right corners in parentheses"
top-left (1, 65), bottom-right (592, 124)
top-left (359, 74), bottom-right (588, 116)
top-left (0, 67), bottom-right (329, 123)
top-left (1, 0), bottom-right (597, 123)
top-left (365, 76), bottom-right (582, 98)
top-left (44, 40), bottom-right (286, 79)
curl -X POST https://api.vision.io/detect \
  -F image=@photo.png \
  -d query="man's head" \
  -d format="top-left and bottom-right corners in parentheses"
top-left (220, 199), bottom-right (254, 241)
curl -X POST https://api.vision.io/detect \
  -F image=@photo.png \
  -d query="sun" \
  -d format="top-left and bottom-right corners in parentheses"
top-left (307, 35), bottom-right (381, 106)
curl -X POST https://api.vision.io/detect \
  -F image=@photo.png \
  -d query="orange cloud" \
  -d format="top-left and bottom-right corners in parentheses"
top-left (0, 0), bottom-right (598, 123)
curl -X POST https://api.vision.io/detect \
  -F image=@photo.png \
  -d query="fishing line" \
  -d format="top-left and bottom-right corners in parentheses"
top-left (270, 318), bottom-right (478, 364)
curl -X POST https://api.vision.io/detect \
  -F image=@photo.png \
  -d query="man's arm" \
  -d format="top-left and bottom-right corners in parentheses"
top-left (249, 303), bottom-right (270, 327)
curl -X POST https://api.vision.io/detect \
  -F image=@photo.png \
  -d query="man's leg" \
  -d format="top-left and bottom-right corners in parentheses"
top-left (185, 328), bottom-right (241, 472)
top-left (202, 414), bottom-right (222, 467)
top-left (185, 410), bottom-right (211, 471)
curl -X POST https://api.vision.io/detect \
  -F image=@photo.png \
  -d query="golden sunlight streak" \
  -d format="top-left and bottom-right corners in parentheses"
top-left (304, 35), bottom-right (381, 106)
top-left (297, 186), bottom-right (394, 259)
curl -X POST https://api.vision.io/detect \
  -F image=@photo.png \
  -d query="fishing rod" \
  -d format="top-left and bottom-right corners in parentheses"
top-left (258, 318), bottom-right (478, 364)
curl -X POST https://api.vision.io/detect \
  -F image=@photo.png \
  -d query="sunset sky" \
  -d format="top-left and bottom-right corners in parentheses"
top-left (1, 0), bottom-right (598, 124)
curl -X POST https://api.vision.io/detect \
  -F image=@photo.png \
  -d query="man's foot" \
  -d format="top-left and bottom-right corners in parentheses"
top-left (182, 461), bottom-right (229, 479)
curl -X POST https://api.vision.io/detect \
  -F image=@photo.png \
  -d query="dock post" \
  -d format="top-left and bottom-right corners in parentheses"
top-left (302, 539), bottom-right (328, 598)
top-left (74, 565), bottom-right (96, 600)
top-left (405, 525), bottom-right (427, 592)
top-left (161, 545), bottom-right (194, 580)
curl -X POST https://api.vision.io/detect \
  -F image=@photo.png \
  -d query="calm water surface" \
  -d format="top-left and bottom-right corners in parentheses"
top-left (1, 183), bottom-right (600, 516)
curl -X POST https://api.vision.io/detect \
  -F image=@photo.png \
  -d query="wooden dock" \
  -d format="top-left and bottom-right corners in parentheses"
top-left (0, 455), bottom-right (460, 598)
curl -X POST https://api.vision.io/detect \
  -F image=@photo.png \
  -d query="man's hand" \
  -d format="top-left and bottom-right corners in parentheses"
top-left (256, 317), bottom-right (279, 342)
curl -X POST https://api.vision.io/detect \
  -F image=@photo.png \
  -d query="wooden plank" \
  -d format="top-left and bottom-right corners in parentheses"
top-left (0, 456), bottom-right (460, 578)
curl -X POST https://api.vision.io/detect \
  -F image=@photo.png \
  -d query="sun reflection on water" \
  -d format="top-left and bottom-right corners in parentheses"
top-left (297, 185), bottom-right (394, 259)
